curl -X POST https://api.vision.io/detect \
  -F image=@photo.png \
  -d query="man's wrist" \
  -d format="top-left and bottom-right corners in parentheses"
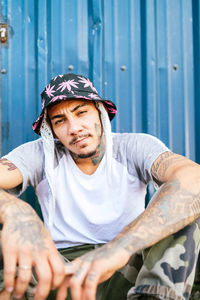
top-left (0, 189), bottom-right (37, 224)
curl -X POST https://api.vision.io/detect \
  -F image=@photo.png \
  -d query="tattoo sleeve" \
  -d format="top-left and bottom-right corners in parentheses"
top-left (151, 151), bottom-right (186, 183)
top-left (96, 177), bottom-right (200, 260)
top-left (0, 189), bottom-right (48, 251)
top-left (0, 158), bottom-right (17, 171)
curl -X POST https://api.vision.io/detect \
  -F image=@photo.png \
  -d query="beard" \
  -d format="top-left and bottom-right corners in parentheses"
top-left (69, 140), bottom-right (102, 161)
top-left (72, 149), bottom-right (98, 159)
top-left (69, 128), bottom-right (104, 162)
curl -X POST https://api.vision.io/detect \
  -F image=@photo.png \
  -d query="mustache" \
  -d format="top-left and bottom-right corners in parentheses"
top-left (69, 134), bottom-right (92, 145)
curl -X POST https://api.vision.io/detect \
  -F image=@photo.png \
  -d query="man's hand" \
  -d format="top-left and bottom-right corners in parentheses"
top-left (0, 190), bottom-right (65, 300)
top-left (56, 244), bottom-right (130, 300)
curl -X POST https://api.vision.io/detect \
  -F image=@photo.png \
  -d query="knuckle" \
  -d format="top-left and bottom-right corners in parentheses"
top-left (54, 265), bottom-right (65, 277)
top-left (4, 280), bottom-right (13, 289)
top-left (39, 274), bottom-right (51, 285)
top-left (85, 279), bottom-right (95, 289)
top-left (91, 261), bottom-right (100, 269)
top-left (36, 290), bottom-right (48, 299)
top-left (57, 270), bottom-right (65, 279)
top-left (36, 283), bottom-right (51, 299)
top-left (40, 277), bottom-right (51, 285)
top-left (3, 246), bottom-right (16, 255)
top-left (4, 268), bottom-right (15, 277)
top-left (35, 264), bottom-right (52, 285)
top-left (20, 246), bottom-right (32, 256)
top-left (52, 273), bottom-right (65, 287)
top-left (18, 275), bottom-right (30, 284)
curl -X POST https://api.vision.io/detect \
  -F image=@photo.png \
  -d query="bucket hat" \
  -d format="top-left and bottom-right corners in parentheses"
top-left (32, 73), bottom-right (117, 134)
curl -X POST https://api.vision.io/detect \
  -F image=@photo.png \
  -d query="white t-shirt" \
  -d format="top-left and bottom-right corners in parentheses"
top-left (4, 133), bottom-right (169, 249)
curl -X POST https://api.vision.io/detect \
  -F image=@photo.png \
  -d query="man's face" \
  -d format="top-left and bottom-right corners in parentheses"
top-left (48, 100), bottom-right (103, 160)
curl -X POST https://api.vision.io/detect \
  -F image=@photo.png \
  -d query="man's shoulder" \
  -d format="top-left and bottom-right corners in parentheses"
top-left (112, 132), bottom-right (167, 156)
top-left (20, 137), bottom-right (43, 150)
top-left (111, 132), bottom-right (146, 158)
top-left (6, 138), bottom-right (44, 157)
top-left (112, 132), bottom-right (156, 143)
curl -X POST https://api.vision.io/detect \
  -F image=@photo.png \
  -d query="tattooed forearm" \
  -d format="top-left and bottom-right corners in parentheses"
top-left (151, 152), bottom-right (186, 182)
top-left (93, 179), bottom-right (200, 259)
top-left (191, 194), bottom-right (200, 215)
top-left (0, 189), bottom-right (48, 251)
top-left (0, 158), bottom-right (17, 171)
top-left (6, 203), bottom-right (48, 251)
top-left (0, 188), bottom-right (18, 210)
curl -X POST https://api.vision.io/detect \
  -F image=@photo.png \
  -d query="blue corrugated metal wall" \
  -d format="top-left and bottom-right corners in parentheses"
top-left (0, 0), bottom-right (200, 161)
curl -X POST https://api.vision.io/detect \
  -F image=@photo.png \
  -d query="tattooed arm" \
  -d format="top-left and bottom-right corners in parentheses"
top-left (0, 159), bottom-right (65, 299)
top-left (0, 158), bottom-right (23, 189)
top-left (59, 152), bottom-right (200, 300)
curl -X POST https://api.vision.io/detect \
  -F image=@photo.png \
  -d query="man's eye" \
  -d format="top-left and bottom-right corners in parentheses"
top-left (78, 110), bottom-right (87, 115)
top-left (55, 119), bottom-right (63, 125)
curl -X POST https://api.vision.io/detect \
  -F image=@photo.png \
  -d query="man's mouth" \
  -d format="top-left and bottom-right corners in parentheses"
top-left (70, 134), bottom-right (91, 145)
top-left (74, 137), bottom-right (89, 145)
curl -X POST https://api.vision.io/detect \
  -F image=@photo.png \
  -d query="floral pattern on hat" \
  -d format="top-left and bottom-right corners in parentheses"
top-left (57, 79), bottom-right (79, 93)
top-left (78, 76), bottom-right (97, 93)
top-left (45, 84), bottom-right (56, 98)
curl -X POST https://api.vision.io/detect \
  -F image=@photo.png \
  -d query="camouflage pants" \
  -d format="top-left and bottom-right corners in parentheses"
top-left (1, 218), bottom-right (200, 300)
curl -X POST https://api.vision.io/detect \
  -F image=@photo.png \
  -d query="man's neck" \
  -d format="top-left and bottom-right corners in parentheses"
top-left (75, 158), bottom-right (103, 175)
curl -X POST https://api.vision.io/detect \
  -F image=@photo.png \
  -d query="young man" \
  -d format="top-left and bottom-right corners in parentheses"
top-left (0, 73), bottom-right (199, 300)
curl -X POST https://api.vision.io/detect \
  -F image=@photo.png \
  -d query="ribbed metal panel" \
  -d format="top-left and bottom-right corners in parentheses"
top-left (0, 0), bottom-right (38, 153)
top-left (0, 0), bottom-right (199, 164)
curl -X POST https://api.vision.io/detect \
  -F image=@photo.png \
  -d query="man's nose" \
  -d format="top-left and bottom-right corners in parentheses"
top-left (68, 118), bottom-right (82, 135)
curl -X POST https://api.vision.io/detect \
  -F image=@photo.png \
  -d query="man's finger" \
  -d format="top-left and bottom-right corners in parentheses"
top-left (83, 269), bottom-right (100, 300)
top-left (3, 248), bottom-right (17, 293)
top-left (69, 262), bottom-right (91, 300)
top-left (56, 276), bottom-right (71, 300)
top-left (14, 267), bottom-right (32, 298)
top-left (48, 251), bottom-right (65, 289)
top-left (13, 254), bottom-right (32, 299)
top-left (33, 257), bottom-right (52, 300)
top-left (65, 260), bottom-right (81, 275)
